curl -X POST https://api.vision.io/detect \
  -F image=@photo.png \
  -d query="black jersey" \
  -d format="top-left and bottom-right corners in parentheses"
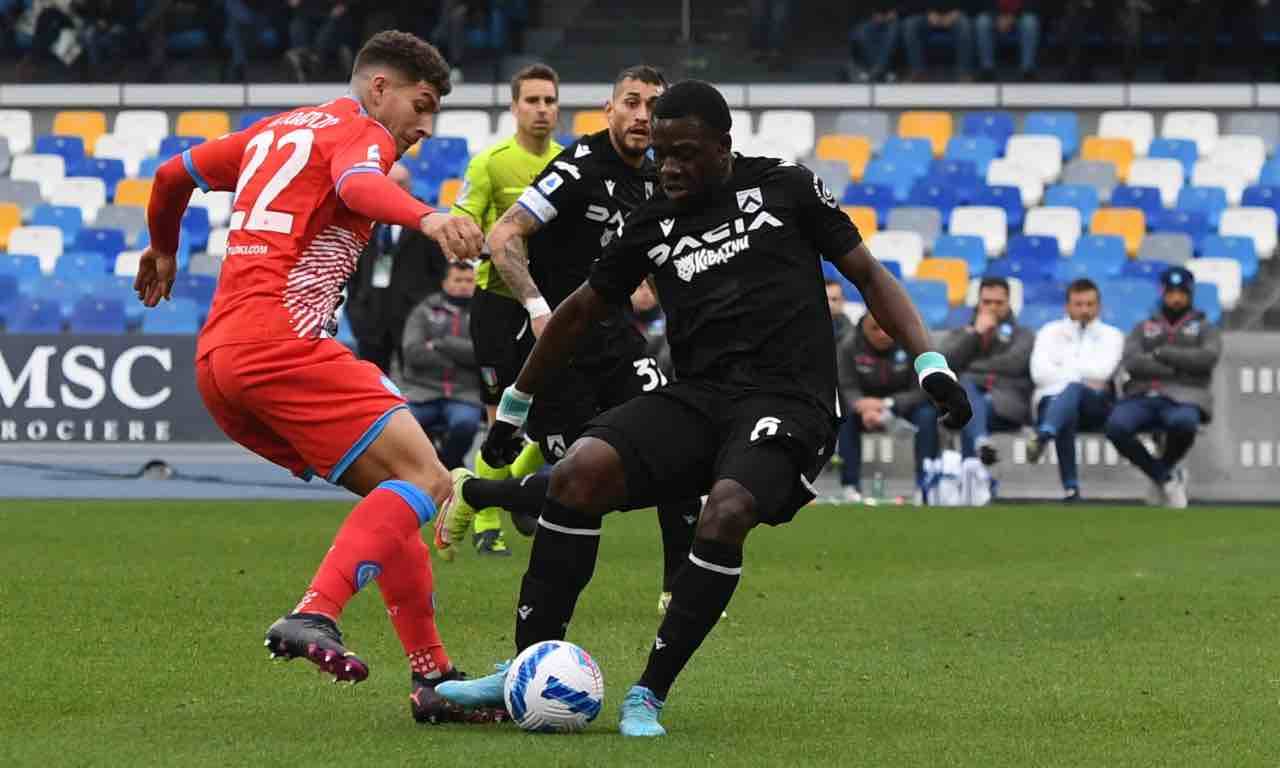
top-left (588, 156), bottom-right (862, 416)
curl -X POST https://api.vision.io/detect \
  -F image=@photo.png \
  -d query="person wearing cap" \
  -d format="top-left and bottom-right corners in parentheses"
top-left (1104, 266), bottom-right (1222, 509)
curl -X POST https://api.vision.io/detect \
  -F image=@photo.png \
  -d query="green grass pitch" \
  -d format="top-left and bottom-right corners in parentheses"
top-left (2, 500), bottom-right (1278, 766)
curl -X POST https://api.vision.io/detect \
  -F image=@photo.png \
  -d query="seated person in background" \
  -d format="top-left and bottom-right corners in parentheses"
top-left (1105, 267), bottom-right (1221, 509)
top-left (974, 0), bottom-right (1041, 82)
top-left (1026, 278), bottom-right (1124, 502)
top-left (940, 277), bottom-right (1034, 465)
top-left (397, 262), bottom-right (485, 470)
top-left (901, 1), bottom-right (977, 81)
top-left (849, 1), bottom-right (901, 83)
top-left (836, 312), bottom-right (940, 502)
top-left (827, 279), bottom-right (856, 347)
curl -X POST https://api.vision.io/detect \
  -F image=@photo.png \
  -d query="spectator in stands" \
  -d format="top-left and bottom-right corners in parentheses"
top-left (901, 1), bottom-right (977, 81)
top-left (1105, 267), bottom-right (1221, 509)
top-left (974, 0), bottom-right (1040, 82)
top-left (748, 0), bottom-right (791, 66)
top-left (827, 279), bottom-right (856, 346)
top-left (136, 0), bottom-right (228, 83)
top-left (628, 281), bottom-right (672, 375)
top-left (224, 0), bottom-right (273, 83)
top-left (345, 163), bottom-right (449, 373)
top-left (1025, 279), bottom-right (1124, 502)
top-left (397, 261), bottom-right (485, 470)
top-left (848, 1), bottom-right (900, 83)
top-left (1059, 0), bottom-right (1145, 81)
top-left (940, 277), bottom-right (1034, 465)
top-left (1163, 0), bottom-right (1223, 82)
top-left (14, 0), bottom-right (133, 81)
top-left (285, 0), bottom-right (356, 82)
top-left (837, 312), bottom-right (940, 502)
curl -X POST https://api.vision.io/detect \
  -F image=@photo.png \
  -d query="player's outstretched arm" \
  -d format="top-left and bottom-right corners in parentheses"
top-left (488, 204), bottom-right (553, 336)
top-left (336, 171), bottom-right (483, 262)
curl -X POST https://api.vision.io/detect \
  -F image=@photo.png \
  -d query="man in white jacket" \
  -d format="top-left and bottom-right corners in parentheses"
top-left (1026, 278), bottom-right (1124, 501)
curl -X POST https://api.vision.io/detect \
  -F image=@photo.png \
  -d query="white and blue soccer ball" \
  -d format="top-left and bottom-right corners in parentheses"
top-left (503, 640), bottom-right (604, 733)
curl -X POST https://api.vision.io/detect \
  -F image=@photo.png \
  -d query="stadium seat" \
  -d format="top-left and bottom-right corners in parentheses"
top-left (1068, 235), bottom-right (1127, 278)
top-left (11, 153), bottom-right (67, 197)
top-left (986, 159), bottom-right (1044, 207)
top-left (0, 253), bottom-right (41, 280)
top-left (1225, 112), bottom-right (1280, 154)
top-left (1176, 186), bottom-right (1229, 228)
top-left (863, 158), bottom-right (919, 201)
top-left (729, 110), bottom-right (752, 148)
top-left (571, 109), bottom-right (607, 137)
top-left (1081, 136), bottom-right (1133, 180)
top-left (1201, 234), bottom-right (1258, 282)
top-left (54, 250), bottom-right (110, 277)
top-left (205, 226), bottom-right (230, 258)
top-left (1161, 111), bottom-right (1218, 157)
top-left (79, 158), bottom-right (126, 198)
top-left (945, 135), bottom-right (998, 177)
top-left (141, 298), bottom-right (202, 334)
top-left (418, 136), bottom-right (470, 179)
top-left (69, 295), bottom-right (126, 334)
top-left (50, 177), bottom-right (108, 222)
top-left (1149, 210), bottom-right (1209, 249)
top-left (1024, 206), bottom-right (1083, 257)
top-left (181, 207), bottom-right (212, 251)
top-left (915, 258), bottom-right (969, 305)
top-left (834, 111), bottom-right (892, 152)
top-left (158, 135), bottom-right (204, 161)
top-left (53, 110), bottom-right (107, 153)
top-left (907, 181), bottom-right (959, 219)
top-left (0, 136), bottom-right (9, 176)
top-left (34, 134), bottom-right (86, 169)
top-left (1019, 302), bottom-right (1060, 332)
top-left (904, 279), bottom-right (950, 326)
top-left (31, 204), bottom-right (83, 241)
top-left (0, 272), bottom-right (18, 321)
top-left (1147, 137), bottom-right (1197, 178)
top-left (139, 157), bottom-right (162, 178)
top-left (899, 111), bottom-right (952, 157)
top-left (1101, 280), bottom-right (1160, 327)
top-left (1219, 207), bottom-right (1278, 260)
top-left (1005, 135), bottom-right (1062, 184)
top-left (1187, 258), bottom-right (1243, 310)
top-left (113, 110), bottom-right (169, 154)
top-left (739, 135), bottom-right (797, 162)
top-left (1137, 233), bottom-right (1193, 265)
top-left (965, 275), bottom-right (1024, 314)
top-left (1090, 208), bottom-right (1145, 256)
top-left (188, 251), bottom-right (222, 277)
top-left (0, 202), bottom-right (20, 249)
top-left (8, 226), bottom-right (64, 273)
top-left (172, 274), bottom-right (217, 307)
top-left (843, 206), bottom-right (877, 240)
top-left (757, 110), bottom-right (816, 159)
top-left (113, 178), bottom-right (154, 209)
top-left (0, 179), bottom-right (43, 217)
top-left (815, 134), bottom-right (871, 180)
top-left (1017, 276), bottom-right (1063, 307)
top-left (0, 109), bottom-right (33, 154)
top-left (1209, 135), bottom-right (1266, 182)
top-left (1007, 234), bottom-right (1061, 265)
top-left (942, 304), bottom-right (973, 329)
top-left (7, 298), bottom-right (63, 333)
top-left (75, 227), bottom-right (127, 261)
top-left (949, 206), bottom-right (1008, 257)
top-left (1025, 111), bottom-right (1079, 158)
top-left (1127, 158), bottom-right (1184, 207)
top-left (881, 137), bottom-right (933, 175)
top-left (437, 178), bottom-right (463, 208)
top-left (971, 185), bottom-right (1025, 230)
top-left (1043, 184), bottom-right (1100, 223)
top-left (887, 207), bottom-right (942, 251)
top-left (1192, 161), bottom-right (1248, 206)
top-left (842, 184), bottom-right (896, 221)
top-left (113, 249), bottom-right (143, 277)
top-left (1061, 160), bottom-right (1118, 203)
top-left (1196, 282), bottom-right (1223, 323)
top-left (1098, 110), bottom-right (1154, 155)
top-left (176, 110), bottom-right (231, 141)
top-left (932, 234), bottom-right (987, 276)
top-left (867, 231), bottom-right (925, 277)
top-left (1121, 258), bottom-right (1171, 284)
top-left (1110, 185), bottom-right (1164, 219)
top-left (961, 111), bottom-right (1014, 152)
top-left (94, 205), bottom-right (146, 245)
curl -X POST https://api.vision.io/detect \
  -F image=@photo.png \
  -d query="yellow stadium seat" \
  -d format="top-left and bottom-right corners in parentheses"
top-left (916, 257), bottom-right (970, 305)
top-left (438, 178), bottom-right (463, 208)
top-left (176, 110), bottom-right (232, 141)
top-left (842, 206), bottom-right (877, 239)
top-left (0, 202), bottom-right (21, 249)
top-left (1081, 136), bottom-right (1134, 181)
top-left (1090, 207), bottom-right (1146, 256)
top-left (816, 134), bottom-right (872, 180)
top-left (114, 178), bottom-right (154, 208)
top-left (572, 110), bottom-right (608, 136)
top-left (898, 111), bottom-right (953, 156)
top-left (53, 110), bottom-right (107, 153)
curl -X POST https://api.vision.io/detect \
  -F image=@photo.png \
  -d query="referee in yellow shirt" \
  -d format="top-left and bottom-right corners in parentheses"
top-left (447, 64), bottom-right (562, 557)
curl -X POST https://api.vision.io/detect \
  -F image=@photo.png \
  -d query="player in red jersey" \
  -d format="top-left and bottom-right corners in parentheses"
top-left (134, 31), bottom-right (495, 724)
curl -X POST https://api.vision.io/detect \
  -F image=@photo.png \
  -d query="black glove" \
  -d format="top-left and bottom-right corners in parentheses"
top-left (480, 419), bottom-right (525, 468)
top-left (921, 370), bottom-right (973, 429)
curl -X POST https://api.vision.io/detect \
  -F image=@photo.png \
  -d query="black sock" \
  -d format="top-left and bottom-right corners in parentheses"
top-left (513, 498), bottom-right (601, 653)
top-left (637, 537), bottom-right (741, 700)
top-left (462, 474), bottom-right (549, 519)
top-left (657, 499), bottom-right (700, 592)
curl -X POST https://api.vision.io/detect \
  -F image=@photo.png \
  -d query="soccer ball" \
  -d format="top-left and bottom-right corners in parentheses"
top-left (503, 640), bottom-right (604, 733)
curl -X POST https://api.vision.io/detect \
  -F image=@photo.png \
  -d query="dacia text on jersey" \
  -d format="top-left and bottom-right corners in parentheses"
top-left (647, 210), bottom-right (783, 282)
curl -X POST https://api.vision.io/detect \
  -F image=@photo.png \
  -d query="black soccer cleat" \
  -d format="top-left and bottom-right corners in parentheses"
top-left (264, 613), bottom-right (369, 684)
top-left (411, 667), bottom-right (510, 725)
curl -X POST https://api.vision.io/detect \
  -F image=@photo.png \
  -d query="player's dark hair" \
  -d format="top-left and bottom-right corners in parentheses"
top-left (511, 63), bottom-right (559, 102)
top-left (354, 30), bottom-right (452, 97)
top-left (978, 276), bottom-right (1011, 296)
top-left (613, 64), bottom-right (667, 92)
top-left (1066, 277), bottom-right (1099, 301)
top-left (653, 79), bottom-right (731, 136)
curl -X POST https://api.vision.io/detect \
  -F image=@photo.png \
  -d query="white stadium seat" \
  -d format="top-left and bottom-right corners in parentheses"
top-left (986, 159), bottom-right (1044, 207)
top-left (0, 109), bottom-right (33, 154)
top-left (1161, 111), bottom-right (1219, 156)
top-left (50, 177), bottom-right (108, 222)
top-left (1192, 161), bottom-right (1249, 206)
top-left (113, 109), bottom-right (169, 155)
top-left (949, 206), bottom-right (1008, 256)
top-left (10, 153), bottom-right (66, 197)
top-left (1219, 206), bottom-right (1278, 260)
top-left (867, 230), bottom-right (925, 277)
top-left (8, 225), bottom-right (64, 273)
top-left (494, 111), bottom-right (516, 139)
top-left (1209, 135), bottom-right (1266, 183)
top-left (93, 133), bottom-right (150, 178)
top-left (1005, 134), bottom-right (1063, 183)
top-left (966, 276), bottom-right (1024, 315)
top-left (189, 189), bottom-right (233, 227)
top-left (1023, 206), bottom-right (1083, 256)
top-left (206, 227), bottom-right (230, 257)
top-left (434, 110), bottom-right (491, 154)
top-left (1127, 157), bottom-right (1184, 207)
top-left (1186, 258), bottom-right (1243, 310)
top-left (114, 249), bottom-right (143, 277)
top-left (730, 109), bottom-right (753, 148)
top-left (737, 135), bottom-right (797, 162)
top-left (756, 109), bottom-right (816, 160)
top-left (1099, 110), bottom-right (1154, 155)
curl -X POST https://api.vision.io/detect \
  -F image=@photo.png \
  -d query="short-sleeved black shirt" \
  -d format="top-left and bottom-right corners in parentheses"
top-left (589, 155), bottom-right (862, 416)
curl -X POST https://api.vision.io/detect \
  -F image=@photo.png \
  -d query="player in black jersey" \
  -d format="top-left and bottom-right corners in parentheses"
top-left (438, 65), bottom-right (704, 613)
top-left (436, 80), bottom-right (972, 736)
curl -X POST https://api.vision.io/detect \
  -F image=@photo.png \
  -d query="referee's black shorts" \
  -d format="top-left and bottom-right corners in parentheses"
top-left (470, 288), bottom-right (535, 406)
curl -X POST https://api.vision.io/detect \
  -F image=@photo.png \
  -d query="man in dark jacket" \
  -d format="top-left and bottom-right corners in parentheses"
top-left (901, 1), bottom-right (978, 80)
top-left (940, 276), bottom-right (1034, 465)
top-left (837, 311), bottom-right (940, 501)
top-left (974, 0), bottom-right (1041, 82)
top-left (1104, 266), bottom-right (1221, 509)
top-left (849, 0), bottom-right (901, 83)
top-left (396, 262), bottom-right (485, 470)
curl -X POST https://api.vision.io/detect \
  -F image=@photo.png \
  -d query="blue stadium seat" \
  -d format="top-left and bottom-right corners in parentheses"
top-left (1022, 278), bottom-right (1067, 306)
top-left (1072, 234), bottom-right (1126, 270)
top-left (1176, 186), bottom-right (1228, 228)
top-left (863, 158), bottom-right (921, 201)
top-left (238, 110), bottom-right (272, 130)
top-left (34, 134), bottom-right (86, 168)
top-left (1101, 300), bottom-right (1151, 332)
top-left (1025, 111), bottom-right (1080, 158)
top-left (1148, 209), bottom-right (1209, 248)
top-left (907, 181), bottom-right (959, 219)
top-left (172, 274), bottom-right (217, 307)
top-left (842, 183), bottom-right (896, 221)
top-left (1019, 302), bottom-right (1061, 331)
top-left (31, 203), bottom-right (84, 241)
top-left (0, 253), bottom-right (43, 280)
top-left (1261, 157), bottom-right (1280, 186)
top-left (54, 250), bottom-right (110, 278)
top-left (880, 137), bottom-right (933, 175)
top-left (1121, 259), bottom-right (1172, 283)
top-left (1007, 234), bottom-right (1061, 265)
top-left (91, 274), bottom-right (144, 326)
top-left (944, 135), bottom-right (998, 176)
top-left (74, 227), bottom-right (128, 260)
top-left (987, 256), bottom-right (1055, 286)
top-left (961, 111), bottom-right (1015, 153)
top-left (0, 273), bottom-right (19, 325)
top-left (134, 229), bottom-right (193, 269)
top-left (69, 295), bottom-right (126, 334)
top-left (1197, 283), bottom-right (1223, 324)
top-left (157, 135), bottom-right (204, 161)
top-left (7, 298), bottom-right (63, 333)
top-left (925, 159), bottom-right (981, 203)
top-left (80, 157), bottom-right (126, 198)
top-left (139, 156), bottom-right (162, 178)
top-left (1201, 235), bottom-right (1259, 283)
top-left (419, 137), bottom-right (470, 179)
top-left (181, 206), bottom-right (211, 251)
top-left (972, 184), bottom-right (1025, 229)
top-left (880, 260), bottom-right (903, 279)
top-left (942, 304), bottom-right (973, 329)
top-left (1148, 138), bottom-right (1198, 178)
top-left (904, 279), bottom-right (949, 328)
top-left (932, 234), bottom-right (987, 275)
top-left (1103, 278), bottom-right (1162, 315)
top-left (1110, 185), bottom-right (1164, 219)
top-left (1044, 184), bottom-right (1100, 222)
top-left (1241, 185), bottom-right (1280, 216)
top-left (140, 298), bottom-right (201, 334)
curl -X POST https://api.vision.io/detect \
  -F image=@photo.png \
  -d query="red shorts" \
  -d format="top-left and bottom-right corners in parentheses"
top-left (196, 337), bottom-right (406, 483)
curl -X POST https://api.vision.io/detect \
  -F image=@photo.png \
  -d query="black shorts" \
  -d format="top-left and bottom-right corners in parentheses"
top-left (581, 381), bottom-right (839, 526)
top-left (470, 288), bottom-right (535, 406)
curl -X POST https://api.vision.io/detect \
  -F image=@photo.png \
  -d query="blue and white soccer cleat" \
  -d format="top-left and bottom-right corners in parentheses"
top-left (434, 660), bottom-right (509, 708)
top-left (618, 685), bottom-right (666, 737)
